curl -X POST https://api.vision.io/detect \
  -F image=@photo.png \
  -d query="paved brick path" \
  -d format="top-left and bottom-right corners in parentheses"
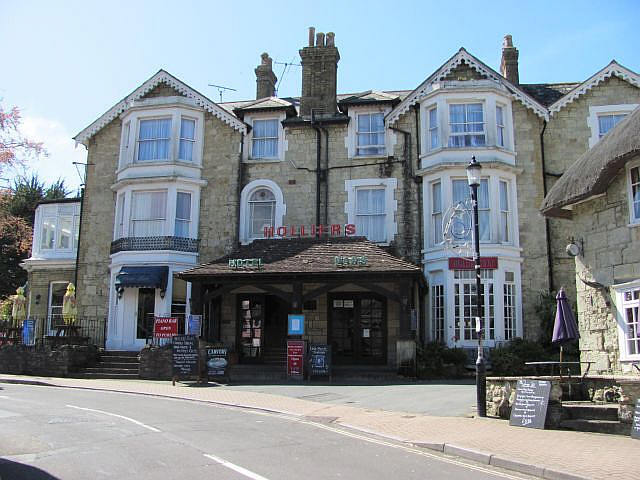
top-left (1, 375), bottom-right (635, 480)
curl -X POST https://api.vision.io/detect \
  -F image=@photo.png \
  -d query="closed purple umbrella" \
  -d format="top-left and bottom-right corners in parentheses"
top-left (552, 288), bottom-right (579, 363)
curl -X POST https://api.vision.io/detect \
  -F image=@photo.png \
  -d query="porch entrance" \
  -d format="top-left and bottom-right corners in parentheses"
top-left (329, 294), bottom-right (387, 364)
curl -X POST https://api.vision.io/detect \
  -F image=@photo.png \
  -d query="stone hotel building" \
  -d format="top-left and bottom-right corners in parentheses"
top-left (21, 28), bottom-right (640, 374)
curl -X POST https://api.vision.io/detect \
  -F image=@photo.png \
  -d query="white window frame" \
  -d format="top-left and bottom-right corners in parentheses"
top-left (174, 191), bottom-right (192, 238)
top-left (614, 279), bottom-right (640, 362)
top-left (496, 104), bottom-right (505, 148)
top-left (118, 103), bottom-right (205, 168)
top-left (32, 202), bottom-right (81, 258)
top-left (431, 180), bottom-right (443, 246)
top-left (48, 281), bottom-right (68, 332)
top-left (428, 106), bottom-right (439, 150)
top-left (587, 104), bottom-right (638, 148)
top-left (130, 190), bottom-right (168, 238)
top-left (355, 112), bottom-right (385, 157)
top-left (345, 106), bottom-right (394, 159)
top-left (239, 179), bottom-right (286, 244)
top-left (448, 102), bottom-right (486, 148)
top-left (345, 178), bottom-right (397, 244)
top-left (627, 159), bottom-right (640, 226)
top-left (499, 179), bottom-right (511, 243)
top-left (244, 113), bottom-right (287, 162)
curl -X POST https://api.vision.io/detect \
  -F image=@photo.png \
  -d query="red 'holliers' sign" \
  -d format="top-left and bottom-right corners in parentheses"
top-left (264, 224), bottom-right (356, 238)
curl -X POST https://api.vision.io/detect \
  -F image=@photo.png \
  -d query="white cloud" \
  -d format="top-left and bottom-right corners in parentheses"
top-left (8, 115), bottom-right (87, 193)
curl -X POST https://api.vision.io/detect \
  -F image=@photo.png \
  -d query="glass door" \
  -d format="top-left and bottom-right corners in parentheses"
top-left (136, 288), bottom-right (155, 340)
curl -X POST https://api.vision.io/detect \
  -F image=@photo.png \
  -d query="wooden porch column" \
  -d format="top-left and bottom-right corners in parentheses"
top-left (398, 281), bottom-right (411, 339)
top-left (190, 281), bottom-right (203, 315)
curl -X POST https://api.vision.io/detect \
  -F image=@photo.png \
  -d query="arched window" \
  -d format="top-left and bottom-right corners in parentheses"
top-left (248, 188), bottom-right (276, 239)
top-left (239, 180), bottom-right (286, 243)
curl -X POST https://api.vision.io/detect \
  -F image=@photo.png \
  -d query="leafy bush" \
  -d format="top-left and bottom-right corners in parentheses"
top-left (491, 338), bottom-right (551, 376)
top-left (417, 342), bottom-right (467, 378)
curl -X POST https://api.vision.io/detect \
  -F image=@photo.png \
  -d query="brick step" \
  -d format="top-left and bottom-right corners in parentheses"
top-left (82, 367), bottom-right (139, 374)
top-left (95, 361), bottom-right (140, 369)
top-left (72, 372), bottom-right (140, 380)
top-left (559, 419), bottom-right (630, 436)
top-left (562, 402), bottom-right (619, 421)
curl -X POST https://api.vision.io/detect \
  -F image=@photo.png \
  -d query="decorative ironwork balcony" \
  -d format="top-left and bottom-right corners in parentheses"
top-left (110, 236), bottom-right (200, 254)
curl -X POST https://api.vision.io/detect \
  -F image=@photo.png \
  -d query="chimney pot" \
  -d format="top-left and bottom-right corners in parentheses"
top-left (500, 34), bottom-right (519, 85)
top-left (326, 32), bottom-right (335, 47)
top-left (308, 27), bottom-right (315, 46)
top-left (503, 34), bottom-right (513, 48)
top-left (255, 52), bottom-right (277, 99)
top-left (316, 32), bottom-right (325, 47)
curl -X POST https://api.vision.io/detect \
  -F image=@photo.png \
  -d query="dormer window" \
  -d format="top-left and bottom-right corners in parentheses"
top-left (448, 103), bottom-right (485, 147)
top-left (357, 113), bottom-right (385, 156)
top-left (252, 119), bottom-right (279, 159)
top-left (33, 202), bottom-right (81, 258)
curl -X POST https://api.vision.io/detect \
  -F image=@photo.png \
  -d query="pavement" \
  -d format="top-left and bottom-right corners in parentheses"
top-left (0, 374), bottom-right (636, 480)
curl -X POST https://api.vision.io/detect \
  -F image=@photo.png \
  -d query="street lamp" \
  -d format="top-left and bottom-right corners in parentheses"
top-left (466, 156), bottom-right (486, 418)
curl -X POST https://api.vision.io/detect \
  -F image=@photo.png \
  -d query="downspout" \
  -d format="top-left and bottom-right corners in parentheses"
top-left (311, 111), bottom-right (322, 226)
top-left (388, 125), bottom-right (412, 258)
top-left (320, 125), bottom-right (330, 225)
top-left (540, 119), bottom-right (554, 292)
top-left (414, 104), bottom-right (425, 344)
top-left (236, 130), bottom-right (245, 246)
top-left (74, 186), bottom-right (85, 289)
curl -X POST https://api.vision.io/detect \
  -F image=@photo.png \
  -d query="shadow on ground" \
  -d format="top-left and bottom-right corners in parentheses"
top-left (0, 459), bottom-right (60, 479)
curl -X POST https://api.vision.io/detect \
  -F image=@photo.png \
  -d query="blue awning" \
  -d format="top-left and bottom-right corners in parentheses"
top-left (115, 266), bottom-right (168, 290)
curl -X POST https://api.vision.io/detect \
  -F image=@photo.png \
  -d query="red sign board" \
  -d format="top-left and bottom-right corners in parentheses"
top-left (264, 224), bottom-right (356, 239)
top-left (448, 257), bottom-right (498, 270)
top-left (154, 317), bottom-right (178, 338)
top-left (287, 340), bottom-right (305, 377)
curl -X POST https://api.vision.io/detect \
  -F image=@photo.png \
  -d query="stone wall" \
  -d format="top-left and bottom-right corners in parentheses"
top-left (0, 344), bottom-right (97, 376)
top-left (512, 103), bottom-right (550, 339)
top-left (571, 160), bottom-right (640, 374)
top-left (544, 76), bottom-right (640, 303)
top-left (26, 268), bottom-right (75, 318)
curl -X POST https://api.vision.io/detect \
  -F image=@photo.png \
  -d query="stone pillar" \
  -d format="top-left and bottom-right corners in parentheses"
top-left (255, 52), bottom-right (277, 99)
top-left (299, 27), bottom-right (340, 117)
top-left (500, 34), bottom-right (519, 85)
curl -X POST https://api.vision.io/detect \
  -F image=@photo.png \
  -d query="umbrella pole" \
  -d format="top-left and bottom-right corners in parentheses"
top-left (560, 345), bottom-right (563, 364)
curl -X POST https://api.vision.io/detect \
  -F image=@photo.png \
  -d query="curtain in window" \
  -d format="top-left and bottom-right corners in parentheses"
top-left (138, 119), bottom-right (171, 161)
top-left (598, 114), bottom-right (627, 137)
top-left (429, 108), bottom-right (439, 149)
top-left (357, 113), bottom-right (385, 155)
top-left (57, 216), bottom-right (73, 249)
top-left (432, 182), bottom-right (442, 244)
top-left (252, 119), bottom-right (278, 158)
top-left (452, 179), bottom-right (489, 241)
top-left (131, 191), bottom-right (167, 237)
top-left (496, 106), bottom-right (505, 147)
top-left (356, 188), bottom-right (385, 242)
top-left (499, 181), bottom-right (509, 242)
top-left (179, 119), bottom-right (196, 161)
top-left (175, 192), bottom-right (191, 237)
top-left (116, 194), bottom-right (125, 239)
top-left (632, 167), bottom-right (640, 220)
top-left (249, 188), bottom-right (275, 238)
top-left (449, 104), bottom-right (485, 147)
top-left (41, 218), bottom-right (56, 249)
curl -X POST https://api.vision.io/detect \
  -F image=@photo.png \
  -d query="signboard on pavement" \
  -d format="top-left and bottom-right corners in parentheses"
top-left (187, 315), bottom-right (202, 336)
top-left (509, 379), bottom-right (551, 429)
top-left (309, 344), bottom-right (331, 377)
top-left (172, 334), bottom-right (199, 376)
top-left (287, 340), bottom-right (305, 378)
top-left (631, 399), bottom-right (640, 440)
top-left (206, 347), bottom-right (228, 377)
top-left (154, 317), bottom-right (178, 338)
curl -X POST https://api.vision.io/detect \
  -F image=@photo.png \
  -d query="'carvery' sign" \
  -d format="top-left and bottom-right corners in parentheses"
top-left (264, 224), bottom-right (356, 238)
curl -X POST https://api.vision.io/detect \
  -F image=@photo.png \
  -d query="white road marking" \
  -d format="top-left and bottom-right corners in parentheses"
top-left (66, 404), bottom-right (160, 432)
top-left (0, 395), bottom-right (11, 399)
top-left (204, 453), bottom-right (270, 480)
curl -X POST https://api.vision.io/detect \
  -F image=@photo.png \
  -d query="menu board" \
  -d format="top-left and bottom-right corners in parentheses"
top-left (509, 379), bottom-right (551, 429)
top-left (206, 347), bottom-right (228, 377)
top-left (309, 344), bottom-right (331, 377)
top-left (631, 399), bottom-right (640, 440)
top-left (172, 335), bottom-right (199, 376)
top-left (287, 340), bottom-right (305, 378)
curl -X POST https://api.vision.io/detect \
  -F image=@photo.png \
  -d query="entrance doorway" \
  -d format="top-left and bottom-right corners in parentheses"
top-left (237, 294), bottom-right (289, 363)
top-left (329, 294), bottom-right (387, 364)
top-left (137, 288), bottom-right (155, 340)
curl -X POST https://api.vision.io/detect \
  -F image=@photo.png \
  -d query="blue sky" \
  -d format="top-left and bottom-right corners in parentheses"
top-left (2, 0), bottom-right (639, 191)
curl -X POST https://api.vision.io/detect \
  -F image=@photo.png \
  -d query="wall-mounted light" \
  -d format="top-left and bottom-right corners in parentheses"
top-left (566, 237), bottom-right (583, 257)
top-left (160, 289), bottom-right (166, 299)
top-left (116, 286), bottom-right (124, 299)
top-left (35, 294), bottom-right (41, 305)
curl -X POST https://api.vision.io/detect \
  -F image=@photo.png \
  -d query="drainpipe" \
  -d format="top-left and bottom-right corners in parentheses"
top-left (389, 125), bottom-right (412, 259)
top-left (74, 186), bottom-right (85, 289)
top-left (236, 131), bottom-right (245, 247)
top-left (540, 120), bottom-right (554, 292)
top-left (320, 125), bottom-right (330, 225)
top-left (311, 111), bottom-right (322, 226)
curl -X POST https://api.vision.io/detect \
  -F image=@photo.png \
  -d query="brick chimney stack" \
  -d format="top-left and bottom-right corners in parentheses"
top-left (500, 35), bottom-right (519, 85)
top-left (255, 52), bottom-right (277, 99)
top-left (299, 27), bottom-right (340, 117)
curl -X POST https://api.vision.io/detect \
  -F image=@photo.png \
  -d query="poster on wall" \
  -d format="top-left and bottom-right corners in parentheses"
top-left (288, 314), bottom-right (305, 335)
top-left (187, 315), bottom-right (202, 336)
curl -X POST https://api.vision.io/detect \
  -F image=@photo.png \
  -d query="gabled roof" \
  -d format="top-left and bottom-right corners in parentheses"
top-left (178, 236), bottom-right (421, 280)
top-left (74, 70), bottom-right (247, 146)
top-left (541, 105), bottom-right (640, 218)
top-left (386, 48), bottom-right (549, 125)
top-left (548, 61), bottom-right (640, 115)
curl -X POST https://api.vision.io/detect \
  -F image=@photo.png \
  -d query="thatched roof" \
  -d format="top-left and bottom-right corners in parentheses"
top-left (541, 105), bottom-right (640, 218)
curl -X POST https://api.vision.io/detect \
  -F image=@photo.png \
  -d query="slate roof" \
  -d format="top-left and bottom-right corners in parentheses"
top-left (520, 83), bottom-right (580, 107)
top-left (541, 105), bottom-right (640, 218)
top-left (178, 236), bottom-right (422, 280)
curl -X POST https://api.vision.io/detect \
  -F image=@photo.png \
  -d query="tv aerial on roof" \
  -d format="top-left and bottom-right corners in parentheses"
top-left (208, 84), bottom-right (237, 102)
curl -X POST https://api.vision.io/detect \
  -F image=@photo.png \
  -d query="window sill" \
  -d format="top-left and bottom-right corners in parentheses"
top-left (244, 157), bottom-right (283, 163)
top-left (627, 221), bottom-right (640, 229)
top-left (117, 160), bottom-right (202, 174)
top-left (352, 154), bottom-right (387, 160)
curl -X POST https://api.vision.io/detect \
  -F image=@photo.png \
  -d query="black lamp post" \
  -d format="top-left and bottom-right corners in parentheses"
top-left (466, 155), bottom-right (486, 417)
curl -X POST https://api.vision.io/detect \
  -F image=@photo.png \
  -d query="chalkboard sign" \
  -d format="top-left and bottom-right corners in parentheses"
top-left (631, 399), bottom-right (640, 440)
top-left (206, 347), bottom-right (228, 377)
top-left (172, 335), bottom-right (199, 376)
top-left (309, 344), bottom-right (331, 377)
top-left (509, 379), bottom-right (551, 429)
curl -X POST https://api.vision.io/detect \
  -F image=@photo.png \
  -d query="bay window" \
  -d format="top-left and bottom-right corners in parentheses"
top-left (179, 118), bottom-right (196, 161)
top-left (175, 192), bottom-right (192, 237)
top-left (137, 119), bottom-right (171, 162)
top-left (357, 113), bottom-right (385, 156)
top-left (36, 203), bottom-right (80, 254)
top-left (499, 180), bottom-right (510, 242)
top-left (496, 105), bottom-right (505, 147)
top-left (503, 271), bottom-right (516, 341)
top-left (130, 191), bottom-right (167, 237)
top-left (449, 103), bottom-right (485, 147)
top-left (431, 283), bottom-right (445, 342)
top-left (432, 181), bottom-right (442, 245)
top-left (452, 178), bottom-right (490, 241)
top-left (454, 269), bottom-right (494, 341)
top-left (429, 107), bottom-right (439, 150)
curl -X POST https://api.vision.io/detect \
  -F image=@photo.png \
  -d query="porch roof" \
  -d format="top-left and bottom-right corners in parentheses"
top-left (177, 237), bottom-right (422, 282)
